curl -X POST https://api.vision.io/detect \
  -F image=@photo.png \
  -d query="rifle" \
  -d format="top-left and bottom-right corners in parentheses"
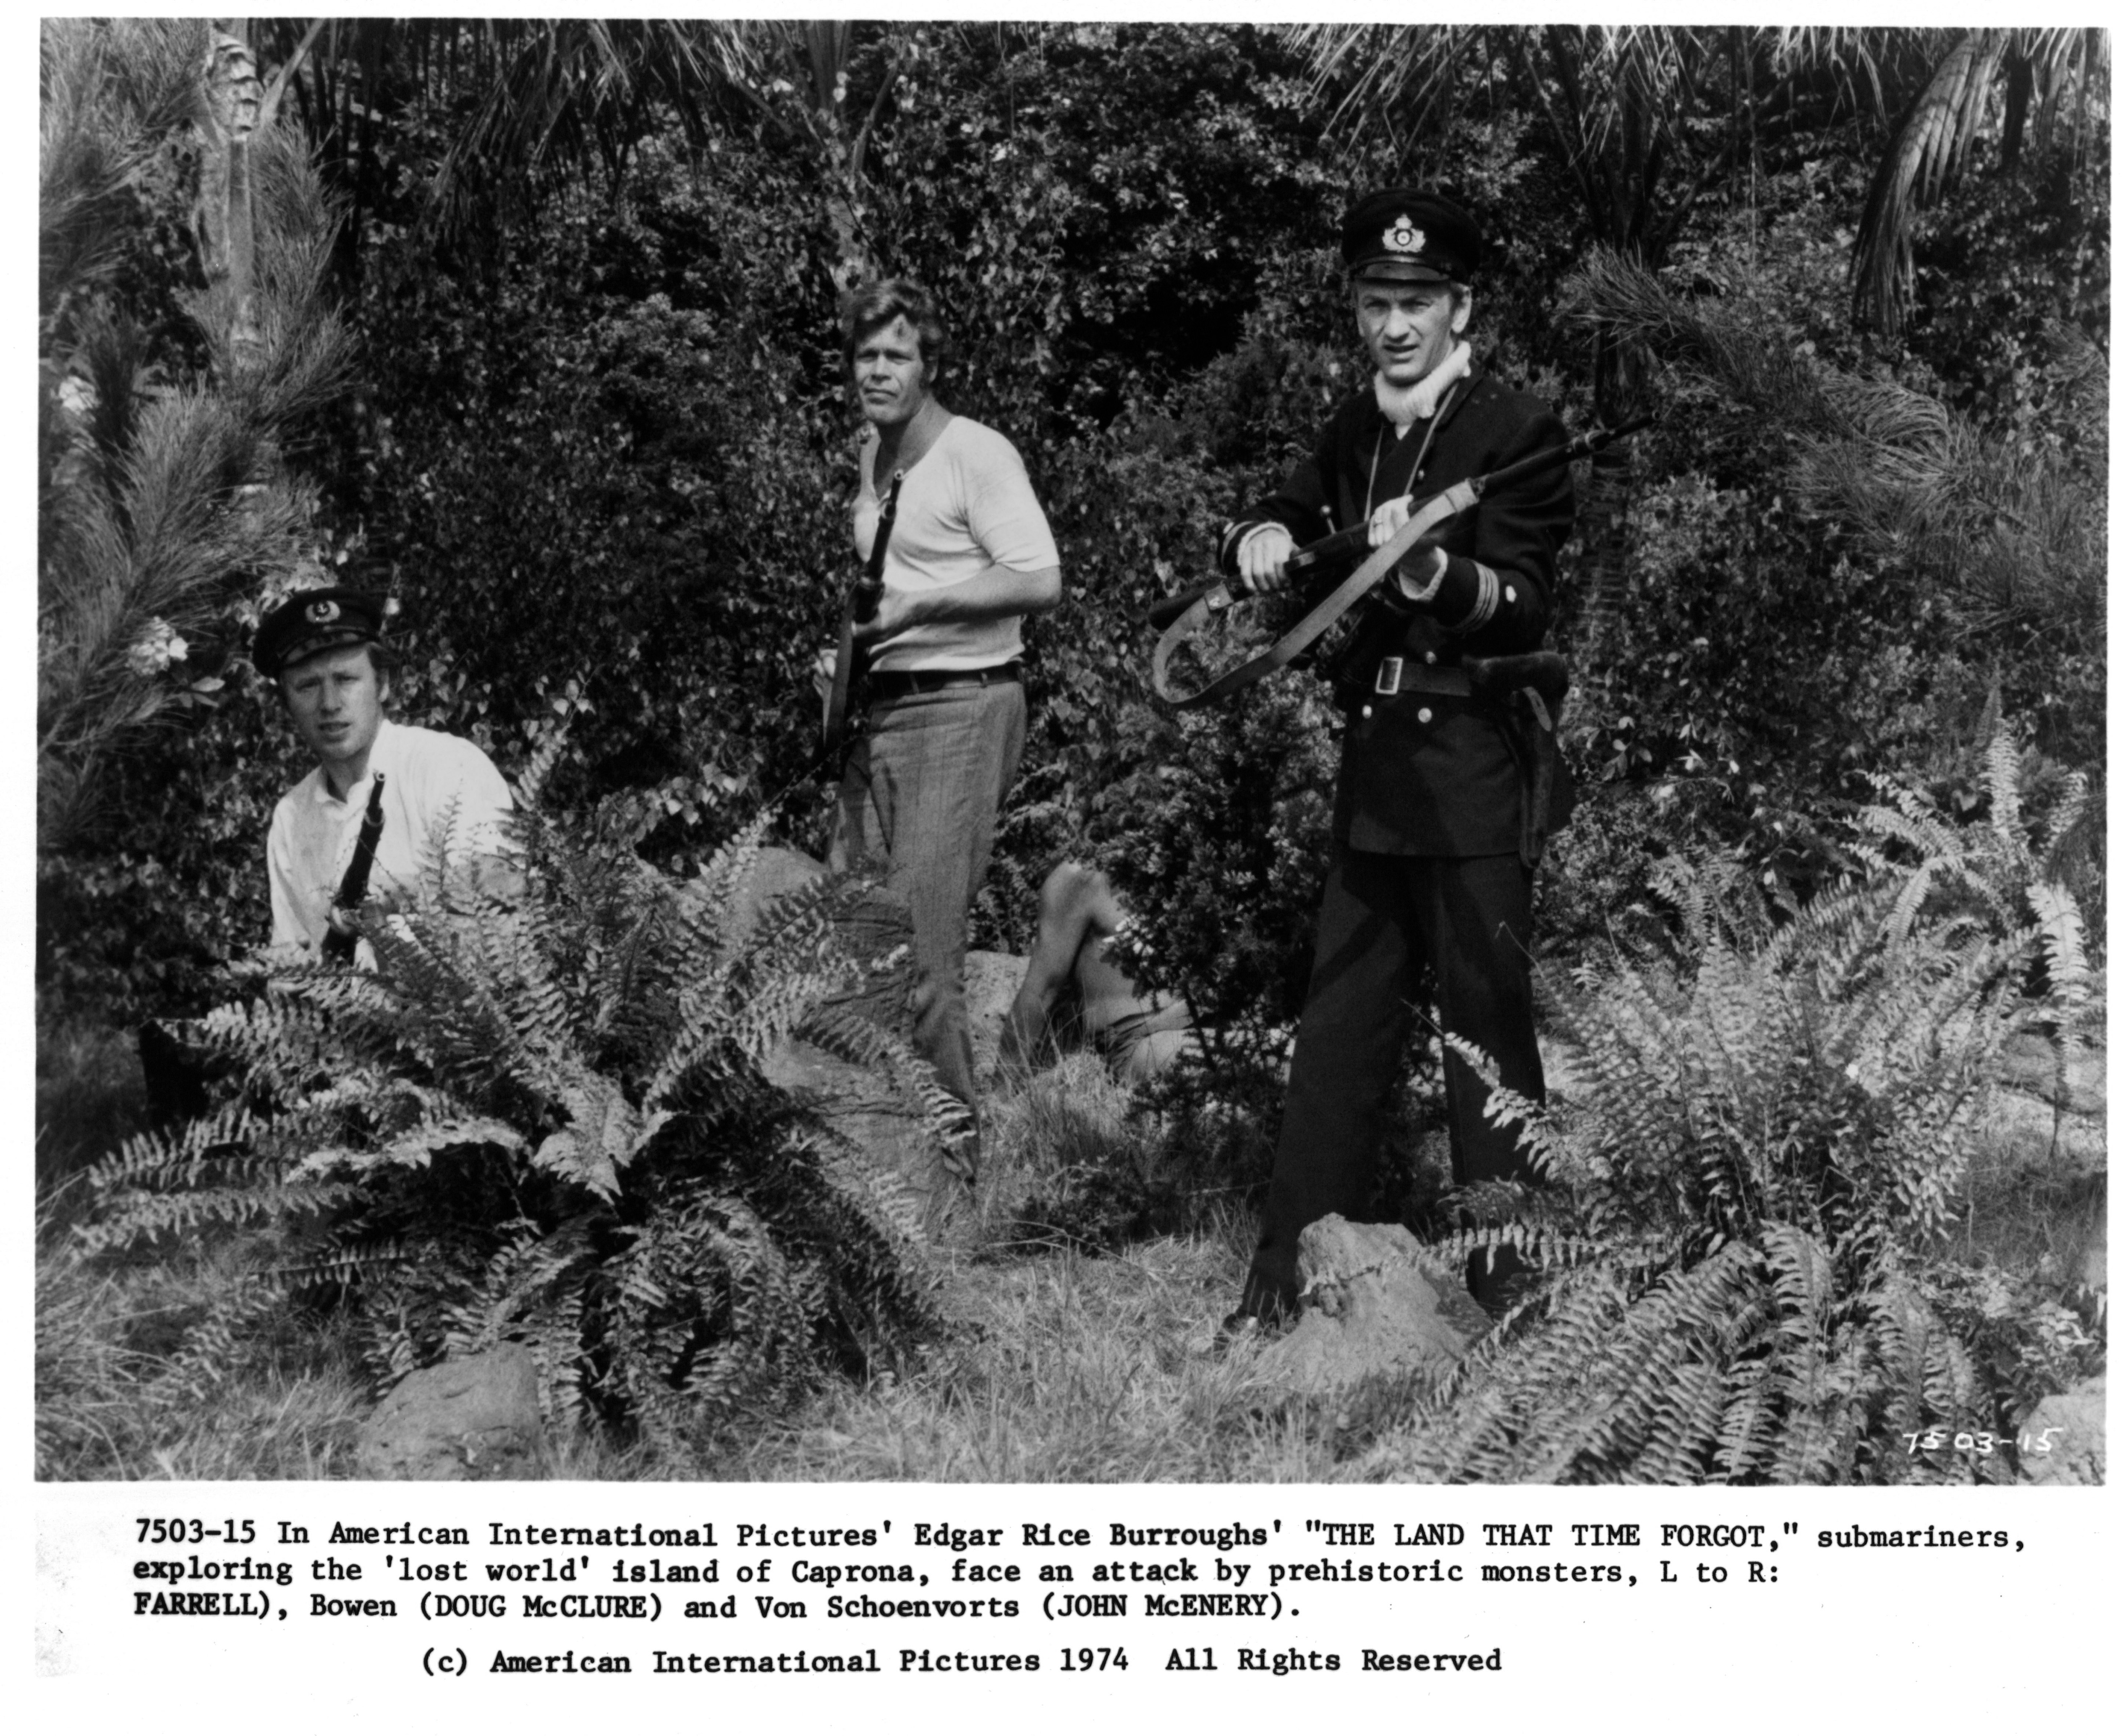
top-left (322, 772), bottom-right (386, 963)
top-left (821, 469), bottom-right (905, 759)
top-left (1148, 415), bottom-right (1651, 707)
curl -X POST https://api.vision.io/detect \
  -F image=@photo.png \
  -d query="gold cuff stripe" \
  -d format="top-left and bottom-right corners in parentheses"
top-left (1451, 562), bottom-right (1501, 633)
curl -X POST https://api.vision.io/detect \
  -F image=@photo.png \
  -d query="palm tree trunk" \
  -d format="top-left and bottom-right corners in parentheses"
top-left (200, 29), bottom-right (264, 374)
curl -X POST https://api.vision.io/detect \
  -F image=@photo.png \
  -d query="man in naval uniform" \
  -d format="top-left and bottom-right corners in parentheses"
top-left (1219, 189), bottom-right (1577, 1326)
top-left (254, 585), bottom-right (518, 961)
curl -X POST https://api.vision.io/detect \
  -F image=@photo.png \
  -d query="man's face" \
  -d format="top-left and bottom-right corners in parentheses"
top-left (852, 316), bottom-right (932, 431)
top-left (1355, 278), bottom-right (1469, 387)
top-left (281, 643), bottom-right (387, 780)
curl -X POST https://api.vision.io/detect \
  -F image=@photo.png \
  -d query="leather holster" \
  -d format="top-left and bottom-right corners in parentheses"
top-left (1466, 651), bottom-right (1574, 868)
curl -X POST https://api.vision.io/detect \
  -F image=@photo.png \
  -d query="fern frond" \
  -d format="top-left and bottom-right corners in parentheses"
top-left (1981, 725), bottom-right (2023, 847)
top-left (74, 787), bottom-right (997, 1445)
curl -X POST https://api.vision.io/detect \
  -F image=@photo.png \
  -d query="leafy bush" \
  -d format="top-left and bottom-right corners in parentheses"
top-left (1373, 856), bottom-right (2094, 1483)
top-left (1096, 672), bottom-right (1337, 1088)
top-left (71, 801), bottom-right (949, 1446)
top-left (350, 144), bottom-right (854, 838)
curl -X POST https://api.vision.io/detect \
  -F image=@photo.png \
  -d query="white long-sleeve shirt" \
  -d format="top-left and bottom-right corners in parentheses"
top-left (267, 718), bottom-right (513, 949)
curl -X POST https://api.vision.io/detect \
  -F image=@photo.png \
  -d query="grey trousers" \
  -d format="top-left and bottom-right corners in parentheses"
top-left (830, 679), bottom-right (1027, 1116)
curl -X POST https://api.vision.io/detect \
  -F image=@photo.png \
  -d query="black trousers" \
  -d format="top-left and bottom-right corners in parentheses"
top-left (1243, 845), bottom-right (1544, 1315)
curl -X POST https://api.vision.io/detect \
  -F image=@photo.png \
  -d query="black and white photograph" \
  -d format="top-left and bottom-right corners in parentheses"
top-left (28, 13), bottom-right (2115, 1725)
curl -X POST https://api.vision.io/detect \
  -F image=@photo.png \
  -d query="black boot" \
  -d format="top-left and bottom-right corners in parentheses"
top-left (1217, 1252), bottom-right (1299, 1347)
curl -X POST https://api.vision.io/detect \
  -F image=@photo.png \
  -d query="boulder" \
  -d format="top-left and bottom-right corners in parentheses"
top-left (355, 1344), bottom-right (545, 1481)
top-left (1984, 1033), bottom-right (2106, 1182)
top-left (1996, 1033), bottom-right (2107, 1120)
top-left (2018, 1375), bottom-right (2106, 1486)
top-left (760, 1035), bottom-right (963, 1234)
top-left (727, 844), bottom-right (834, 944)
top-left (1980, 1089), bottom-right (2107, 1179)
top-left (1252, 1216), bottom-right (1482, 1397)
top-left (1535, 1033), bottom-right (1581, 1101)
top-left (719, 845), bottom-right (914, 1034)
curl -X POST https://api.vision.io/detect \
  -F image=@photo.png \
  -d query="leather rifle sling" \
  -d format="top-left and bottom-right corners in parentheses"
top-left (323, 772), bottom-right (387, 964)
top-left (1151, 479), bottom-right (1478, 708)
top-left (822, 469), bottom-right (905, 758)
top-left (1153, 382), bottom-right (1472, 709)
top-left (1149, 412), bottom-right (1636, 709)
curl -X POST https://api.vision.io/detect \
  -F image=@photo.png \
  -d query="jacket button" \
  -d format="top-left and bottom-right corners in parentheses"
top-left (1423, 651), bottom-right (1437, 665)
top-left (1504, 584), bottom-right (1517, 604)
top-left (1417, 707), bottom-right (1433, 724)
top-left (1361, 704), bottom-right (1373, 719)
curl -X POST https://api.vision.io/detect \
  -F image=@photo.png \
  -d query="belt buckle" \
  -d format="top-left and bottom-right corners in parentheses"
top-left (1374, 656), bottom-right (1403, 697)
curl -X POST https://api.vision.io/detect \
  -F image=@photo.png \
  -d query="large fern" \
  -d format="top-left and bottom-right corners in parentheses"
top-left (74, 801), bottom-right (951, 1446)
top-left (1372, 855), bottom-right (2091, 1484)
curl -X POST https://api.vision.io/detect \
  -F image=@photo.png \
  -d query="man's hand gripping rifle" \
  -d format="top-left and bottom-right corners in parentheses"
top-left (1146, 415), bottom-right (1649, 710)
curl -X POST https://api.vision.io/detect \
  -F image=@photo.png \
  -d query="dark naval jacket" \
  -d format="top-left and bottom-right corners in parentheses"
top-left (1220, 370), bottom-right (1575, 857)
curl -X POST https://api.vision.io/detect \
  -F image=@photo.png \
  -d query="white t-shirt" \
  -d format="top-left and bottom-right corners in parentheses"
top-left (852, 416), bottom-right (1060, 672)
top-left (267, 718), bottom-right (514, 949)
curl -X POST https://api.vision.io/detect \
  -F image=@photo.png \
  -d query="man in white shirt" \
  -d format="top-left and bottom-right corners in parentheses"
top-left (253, 586), bottom-right (517, 958)
top-left (830, 279), bottom-right (1063, 1161)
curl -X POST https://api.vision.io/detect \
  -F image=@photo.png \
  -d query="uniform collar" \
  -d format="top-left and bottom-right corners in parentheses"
top-left (1373, 341), bottom-right (1472, 434)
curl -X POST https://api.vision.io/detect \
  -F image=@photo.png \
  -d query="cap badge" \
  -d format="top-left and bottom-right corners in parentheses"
top-left (1383, 217), bottom-right (1426, 257)
top-left (305, 598), bottom-right (341, 625)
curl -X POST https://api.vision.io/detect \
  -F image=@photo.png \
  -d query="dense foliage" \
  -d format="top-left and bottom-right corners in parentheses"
top-left (38, 22), bottom-right (2107, 1472)
top-left (39, 21), bottom-right (2105, 1030)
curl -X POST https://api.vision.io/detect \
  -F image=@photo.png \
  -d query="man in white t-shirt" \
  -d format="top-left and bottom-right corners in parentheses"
top-left (253, 586), bottom-right (518, 959)
top-left (830, 279), bottom-right (1063, 1161)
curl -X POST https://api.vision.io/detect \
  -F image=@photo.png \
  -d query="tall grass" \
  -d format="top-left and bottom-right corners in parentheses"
top-left (36, 1212), bottom-right (372, 1480)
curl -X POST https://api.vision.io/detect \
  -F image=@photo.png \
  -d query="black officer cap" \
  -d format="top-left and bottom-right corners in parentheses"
top-left (253, 585), bottom-right (389, 678)
top-left (1341, 189), bottom-right (1482, 285)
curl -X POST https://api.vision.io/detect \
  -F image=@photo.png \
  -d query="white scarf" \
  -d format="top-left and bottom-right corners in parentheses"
top-left (1373, 341), bottom-right (1472, 436)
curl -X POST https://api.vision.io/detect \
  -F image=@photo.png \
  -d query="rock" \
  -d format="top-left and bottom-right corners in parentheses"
top-left (1996, 1033), bottom-right (2107, 1120)
top-left (1536, 1033), bottom-right (1580, 1102)
top-left (727, 844), bottom-right (833, 943)
top-left (1252, 1216), bottom-right (1482, 1397)
top-left (1980, 1090), bottom-right (2107, 1179)
top-left (761, 1035), bottom-right (960, 1233)
top-left (355, 1344), bottom-right (545, 1481)
top-left (717, 845), bottom-right (915, 1034)
top-left (2019, 1375), bottom-right (2106, 1486)
top-left (1970, 1030), bottom-right (2109, 1184)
